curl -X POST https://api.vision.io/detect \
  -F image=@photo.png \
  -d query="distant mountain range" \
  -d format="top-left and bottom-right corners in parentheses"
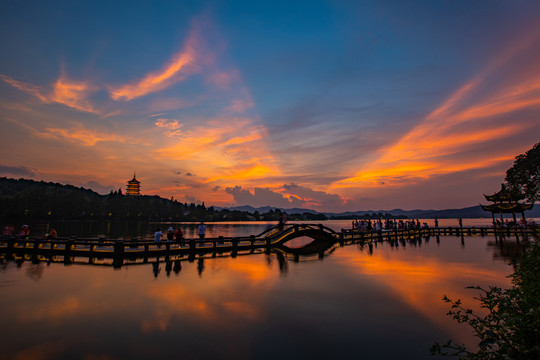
top-left (219, 204), bottom-right (540, 219)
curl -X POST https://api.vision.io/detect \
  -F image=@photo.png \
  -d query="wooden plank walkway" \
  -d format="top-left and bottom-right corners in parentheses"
top-left (1, 225), bottom-right (538, 268)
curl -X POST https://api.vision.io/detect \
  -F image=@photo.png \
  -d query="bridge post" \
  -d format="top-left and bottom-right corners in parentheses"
top-left (189, 239), bottom-right (196, 252)
top-left (114, 240), bottom-right (125, 268)
top-left (64, 239), bottom-right (74, 265)
top-left (6, 238), bottom-right (14, 251)
top-left (114, 241), bottom-right (125, 257)
top-left (65, 239), bottom-right (74, 253)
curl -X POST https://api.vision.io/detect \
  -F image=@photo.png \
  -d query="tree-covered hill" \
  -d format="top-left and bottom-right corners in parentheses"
top-left (0, 177), bottom-right (327, 222)
top-left (0, 177), bottom-right (222, 221)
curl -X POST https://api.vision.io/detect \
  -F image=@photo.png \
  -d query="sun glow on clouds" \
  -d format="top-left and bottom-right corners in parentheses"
top-left (333, 33), bottom-right (540, 191)
top-left (0, 73), bottom-right (98, 114)
top-left (37, 126), bottom-right (130, 146)
top-left (156, 117), bottom-right (279, 186)
top-left (109, 21), bottom-right (203, 101)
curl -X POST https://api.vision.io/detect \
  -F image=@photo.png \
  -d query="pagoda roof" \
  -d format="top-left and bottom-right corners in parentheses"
top-left (481, 203), bottom-right (533, 214)
top-left (128, 172), bottom-right (140, 184)
top-left (483, 184), bottom-right (525, 202)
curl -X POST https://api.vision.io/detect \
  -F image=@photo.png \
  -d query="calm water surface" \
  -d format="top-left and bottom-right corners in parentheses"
top-left (0, 220), bottom-right (530, 359)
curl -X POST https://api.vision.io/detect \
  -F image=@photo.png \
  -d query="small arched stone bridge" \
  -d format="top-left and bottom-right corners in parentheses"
top-left (259, 223), bottom-right (339, 245)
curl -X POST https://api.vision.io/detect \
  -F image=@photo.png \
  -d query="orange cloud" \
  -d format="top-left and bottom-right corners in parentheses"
top-left (0, 73), bottom-right (99, 114)
top-left (333, 53), bottom-right (540, 190)
top-left (37, 126), bottom-right (131, 146)
top-left (156, 117), bottom-right (280, 185)
top-left (52, 74), bottom-right (98, 113)
top-left (0, 74), bottom-right (49, 102)
top-left (109, 25), bottom-right (202, 101)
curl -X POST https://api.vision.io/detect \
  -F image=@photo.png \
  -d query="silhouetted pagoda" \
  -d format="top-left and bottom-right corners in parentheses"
top-left (481, 184), bottom-right (533, 224)
top-left (126, 173), bottom-right (141, 196)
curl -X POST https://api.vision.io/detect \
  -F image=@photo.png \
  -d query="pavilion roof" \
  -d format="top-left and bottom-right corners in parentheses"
top-left (483, 184), bottom-right (525, 202)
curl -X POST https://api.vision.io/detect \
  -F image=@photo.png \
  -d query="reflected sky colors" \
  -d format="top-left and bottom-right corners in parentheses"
top-left (1, 1), bottom-right (540, 211)
top-left (0, 235), bottom-right (513, 359)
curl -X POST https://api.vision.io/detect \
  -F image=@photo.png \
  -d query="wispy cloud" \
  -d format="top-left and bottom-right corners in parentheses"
top-left (0, 72), bottom-right (99, 114)
top-left (36, 125), bottom-right (131, 146)
top-left (108, 20), bottom-right (204, 101)
top-left (333, 28), bottom-right (540, 190)
top-left (0, 74), bottom-right (48, 102)
top-left (155, 118), bottom-right (184, 137)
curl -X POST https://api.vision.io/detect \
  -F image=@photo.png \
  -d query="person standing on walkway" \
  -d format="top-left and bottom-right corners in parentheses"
top-left (19, 225), bottom-right (29, 239)
top-left (174, 226), bottom-right (184, 244)
top-left (198, 222), bottom-right (206, 240)
top-left (166, 227), bottom-right (174, 242)
top-left (154, 228), bottom-right (162, 242)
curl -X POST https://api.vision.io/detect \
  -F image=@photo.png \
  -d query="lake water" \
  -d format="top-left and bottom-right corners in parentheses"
top-left (0, 220), bottom-right (534, 359)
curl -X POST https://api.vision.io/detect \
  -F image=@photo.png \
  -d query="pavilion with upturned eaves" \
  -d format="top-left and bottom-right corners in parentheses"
top-left (126, 173), bottom-right (141, 196)
top-left (481, 184), bottom-right (533, 225)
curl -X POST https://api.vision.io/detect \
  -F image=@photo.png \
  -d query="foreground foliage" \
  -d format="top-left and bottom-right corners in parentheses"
top-left (431, 241), bottom-right (540, 359)
top-left (505, 142), bottom-right (540, 203)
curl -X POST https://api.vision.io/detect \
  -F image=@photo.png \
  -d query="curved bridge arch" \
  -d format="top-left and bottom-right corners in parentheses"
top-left (263, 224), bottom-right (339, 245)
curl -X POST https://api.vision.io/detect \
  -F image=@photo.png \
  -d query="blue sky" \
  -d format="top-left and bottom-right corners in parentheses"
top-left (1, 0), bottom-right (539, 211)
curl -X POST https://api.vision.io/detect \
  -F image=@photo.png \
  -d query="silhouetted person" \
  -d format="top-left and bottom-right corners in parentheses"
top-left (46, 229), bottom-right (57, 240)
top-left (166, 227), bottom-right (174, 241)
top-left (19, 225), bottom-right (29, 239)
top-left (278, 213), bottom-right (286, 231)
top-left (174, 227), bottom-right (184, 244)
top-left (198, 222), bottom-right (206, 240)
top-left (154, 228), bottom-right (162, 248)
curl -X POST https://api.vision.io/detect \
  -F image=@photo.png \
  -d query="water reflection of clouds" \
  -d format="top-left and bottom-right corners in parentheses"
top-left (142, 257), bottom-right (279, 333)
top-left (336, 239), bottom-right (512, 347)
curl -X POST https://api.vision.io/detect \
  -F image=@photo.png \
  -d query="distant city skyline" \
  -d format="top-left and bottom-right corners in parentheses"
top-left (1, 1), bottom-right (539, 212)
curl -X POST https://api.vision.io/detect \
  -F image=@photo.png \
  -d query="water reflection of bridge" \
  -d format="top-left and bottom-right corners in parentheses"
top-left (1, 224), bottom-right (538, 269)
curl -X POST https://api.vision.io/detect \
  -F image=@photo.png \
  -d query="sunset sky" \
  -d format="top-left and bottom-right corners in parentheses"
top-left (1, 0), bottom-right (539, 212)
